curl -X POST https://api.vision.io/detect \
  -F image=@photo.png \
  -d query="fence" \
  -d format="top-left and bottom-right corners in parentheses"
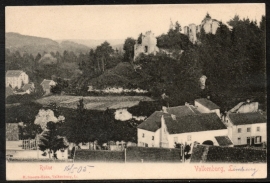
top-left (22, 139), bottom-right (38, 150)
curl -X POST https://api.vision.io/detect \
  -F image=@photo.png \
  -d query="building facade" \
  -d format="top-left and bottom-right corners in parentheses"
top-left (6, 70), bottom-right (29, 89)
top-left (40, 79), bottom-right (56, 95)
top-left (137, 100), bottom-right (232, 149)
top-left (225, 112), bottom-right (266, 145)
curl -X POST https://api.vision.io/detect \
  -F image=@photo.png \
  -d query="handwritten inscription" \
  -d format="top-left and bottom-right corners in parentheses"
top-left (64, 164), bottom-right (94, 174)
top-left (194, 165), bottom-right (259, 176)
top-left (228, 165), bottom-right (258, 176)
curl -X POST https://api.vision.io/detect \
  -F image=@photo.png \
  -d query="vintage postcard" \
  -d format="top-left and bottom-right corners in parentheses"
top-left (5, 4), bottom-right (266, 180)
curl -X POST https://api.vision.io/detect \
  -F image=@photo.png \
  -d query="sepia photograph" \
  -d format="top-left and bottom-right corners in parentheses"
top-left (5, 3), bottom-right (267, 180)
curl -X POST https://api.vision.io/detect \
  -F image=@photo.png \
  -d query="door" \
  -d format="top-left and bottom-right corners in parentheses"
top-left (251, 137), bottom-right (255, 145)
top-left (247, 137), bottom-right (250, 145)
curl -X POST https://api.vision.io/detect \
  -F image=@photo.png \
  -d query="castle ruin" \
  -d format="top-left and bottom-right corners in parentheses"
top-left (184, 14), bottom-right (220, 44)
top-left (134, 31), bottom-right (159, 61)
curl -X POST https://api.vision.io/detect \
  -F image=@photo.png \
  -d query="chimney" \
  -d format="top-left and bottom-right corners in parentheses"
top-left (246, 99), bottom-right (250, 103)
top-left (162, 106), bottom-right (168, 113)
top-left (207, 96), bottom-right (210, 100)
top-left (171, 114), bottom-right (176, 120)
top-left (185, 102), bottom-right (189, 106)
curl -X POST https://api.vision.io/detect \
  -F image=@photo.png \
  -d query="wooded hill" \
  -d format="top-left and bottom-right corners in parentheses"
top-left (5, 14), bottom-right (266, 111)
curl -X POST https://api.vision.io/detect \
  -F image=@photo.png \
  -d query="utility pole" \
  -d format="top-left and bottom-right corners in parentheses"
top-left (36, 134), bottom-right (39, 159)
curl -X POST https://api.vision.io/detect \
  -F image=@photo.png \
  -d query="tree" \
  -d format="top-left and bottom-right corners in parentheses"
top-left (64, 98), bottom-right (89, 145)
top-left (137, 33), bottom-right (143, 44)
top-left (95, 41), bottom-right (114, 72)
top-left (174, 21), bottom-right (182, 33)
top-left (38, 121), bottom-right (68, 159)
top-left (123, 38), bottom-right (136, 62)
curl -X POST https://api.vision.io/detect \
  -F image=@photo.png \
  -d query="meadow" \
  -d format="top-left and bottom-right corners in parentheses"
top-left (36, 95), bottom-right (154, 110)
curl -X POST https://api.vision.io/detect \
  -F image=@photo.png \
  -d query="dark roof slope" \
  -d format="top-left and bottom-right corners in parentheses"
top-left (22, 84), bottom-right (33, 91)
top-left (137, 111), bottom-right (170, 132)
top-left (191, 144), bottom-right (266, 163)
top-left (164, 113), bottom-right (226, 134)
top-left (167, 105), bottom-right (201, 116)
top-left (215, 136), bottom-right (233, 146)
top-left (137, 105), bottom-right (201, 132)
top-left (228, 112), bottom-right (266, 125)
top-left (195, 98), bottom-right (220, 110)
top-left (6, 70), bottom-right (23, 77)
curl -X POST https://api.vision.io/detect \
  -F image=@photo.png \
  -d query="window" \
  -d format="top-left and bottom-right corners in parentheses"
top-left (255, 136), bottom-right (261, 144)
top-left (174, 137), bottom-right (178, 143)
top-left (238, 137), bottom-right (241, 145)
top-left (145, 143), bottom-right (148, 147)
top-left (152, 136), bottom-right (154, 140)
top-left (144, 46), bottom-right (148, 53)
top-left (247, 128), bottom-right (251, 132)
top-left (247, 137), bottom-right (250, 145)
top-left (142, 133), bottom-right (144, 138)
top-left (257, 127), bottom-right (260, 132)
top-left (187, 135), bottom-right (192, 141)
top-left (82, 142), bottom-right (87, 146)
top-left (238, 128), bottom-right (242, 133)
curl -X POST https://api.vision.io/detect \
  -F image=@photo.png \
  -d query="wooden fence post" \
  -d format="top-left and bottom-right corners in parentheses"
top-left (124, 148), bottom-right (126, 163)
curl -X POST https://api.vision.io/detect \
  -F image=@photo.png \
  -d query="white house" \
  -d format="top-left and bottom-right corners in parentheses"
top-left (225, 112), bottom-right (266, 146)
top-left (137, 104), bottom-right (231, 149)
top-left (194, 98), bottom-right (221, 117)
top-left (40, 79), bottom-right (56, 95)
top-left (6, 70), bottom-right (29, 89)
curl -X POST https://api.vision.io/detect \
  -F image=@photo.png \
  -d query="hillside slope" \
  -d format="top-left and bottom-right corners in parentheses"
top-left (88, 62), bottom-right (148, 89)
top-left (5, 32), bottom-right (90, 55)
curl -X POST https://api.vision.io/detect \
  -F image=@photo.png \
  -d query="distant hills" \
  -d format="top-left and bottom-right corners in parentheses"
top-left (5, 32), bottom-right (124, 56)
top-left (61, 39), bottom-right (125, 51)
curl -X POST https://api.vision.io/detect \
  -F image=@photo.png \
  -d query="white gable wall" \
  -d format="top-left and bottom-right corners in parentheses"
top-left (137, 128), bottom-right (161, 147)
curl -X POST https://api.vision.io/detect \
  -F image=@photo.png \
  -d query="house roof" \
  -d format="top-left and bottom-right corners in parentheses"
top-left (167, 105), bottom-right (201, 116)
top-left (164, 113), bottom-right (226, 134)
top-left (228, 112), bottom-right (266, 125)
top-left (6, 70), bottom-right (24, 77)
top-left (195, 98), bottom-right (220, 110)
top-left (191, 144), bottom-right (267, 163)
top-left (138, 112), bottom-right (226, 133)
top-left (137, 105), bottom-right (201, 132)
top-left (229, 101), bottom-right (258, 113)
top-left (22, 84), bottom-right (33, 91)
top-left (41, 79), bottom-right (53, 85)
top-left (214, 136), bottom-right (233, 146)
top-left (137, 111), bottom-right (171, 132)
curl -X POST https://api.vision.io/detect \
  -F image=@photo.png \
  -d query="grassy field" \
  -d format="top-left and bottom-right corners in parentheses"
top-left (36, 95), bottom-right (154, 110)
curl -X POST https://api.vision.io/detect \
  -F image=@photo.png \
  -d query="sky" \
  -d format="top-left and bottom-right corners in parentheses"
top-left (6, 4), bottom-right (265, 40)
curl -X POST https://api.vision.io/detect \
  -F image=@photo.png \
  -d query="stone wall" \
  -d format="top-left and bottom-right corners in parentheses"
top-left (134, 31), bottom-right (159, 60)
